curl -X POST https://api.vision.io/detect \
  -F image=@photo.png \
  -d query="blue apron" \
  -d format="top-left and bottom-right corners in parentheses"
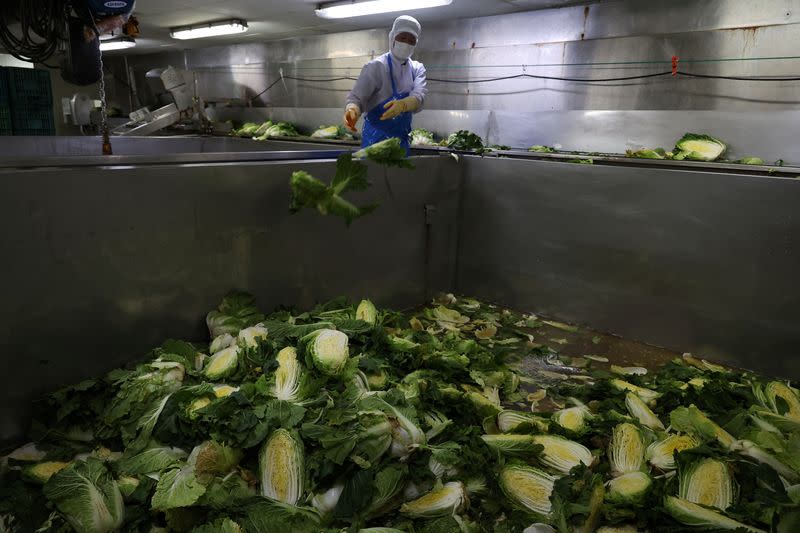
top-left (362, 53), bottom-right (414, 153)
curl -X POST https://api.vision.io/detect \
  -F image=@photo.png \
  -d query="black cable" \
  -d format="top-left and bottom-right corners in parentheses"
top-left (427, 71), bottom-right (673, 83)
top-left (249, 75), bottom-right (358, 103)
top-left (280, 72), bottom-right (674, 84)
top-left (284, 75), bottom-right (356, 82)
top-left (248, 77), bottom-right (287, 104)
top-left (247, 68), bottom-right (800, 100)
top-left (678, 70), bottom-right (800, 81)
top-left (0, 0), bottom-right (69, 64)
top-left (278, 70), bottom-right (800, 85)
top-left (427, 73), bottom-right (525, 83)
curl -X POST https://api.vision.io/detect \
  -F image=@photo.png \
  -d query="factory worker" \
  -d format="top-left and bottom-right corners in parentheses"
top-left (344, 15), bottom-right (428, 152)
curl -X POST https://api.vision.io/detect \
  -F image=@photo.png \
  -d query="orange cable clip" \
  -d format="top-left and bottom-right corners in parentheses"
top-left (671, 55), bottom-right (679, 76)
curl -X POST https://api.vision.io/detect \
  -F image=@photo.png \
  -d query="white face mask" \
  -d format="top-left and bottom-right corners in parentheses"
top-left (392, 41), bottom-right (415, 60)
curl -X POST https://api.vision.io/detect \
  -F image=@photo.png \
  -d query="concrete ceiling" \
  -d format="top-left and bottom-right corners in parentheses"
top-left (124, 0), bottom-right (597, 53)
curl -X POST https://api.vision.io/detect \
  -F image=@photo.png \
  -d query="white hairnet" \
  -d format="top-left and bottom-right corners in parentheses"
top-left (389, 15), bottom-right (421, 43)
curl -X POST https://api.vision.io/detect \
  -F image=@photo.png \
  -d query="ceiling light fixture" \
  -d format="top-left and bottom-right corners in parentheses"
top-left (99, 36), bottom-right (136, 51)
top-left (316, 0), bottom-right (452, 19)
top-left (170, 19), bottom-right (248, 40)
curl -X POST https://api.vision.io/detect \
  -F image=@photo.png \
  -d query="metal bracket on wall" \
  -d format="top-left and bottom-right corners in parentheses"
top-left (425, 204), bottom-right (437, 226)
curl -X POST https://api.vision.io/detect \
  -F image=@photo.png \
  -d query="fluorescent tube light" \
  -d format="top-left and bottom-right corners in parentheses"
top-left (99, 36), bottom-right (136, 51)
top-left (316, 0), bottom-right (452, 19)
top-left (170, 19), bottom-right (248, 40)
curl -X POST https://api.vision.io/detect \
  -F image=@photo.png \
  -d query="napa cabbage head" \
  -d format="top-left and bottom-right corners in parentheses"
top-left (42, 458), bottom-right (124, 533)
top-left (646, 434), bottom-right (698, 470)
top-left (272, 347), bottom-right (305, 402)
top-left (203, 345), bottom-right (240, 380)
top-left (678, 458), bottom-right (736, 510)
top-left (551, 404), bottom-right (592, 434)
top-left (399, 481), bottom-right (469, 518)
top-left (499, 464), bottom-right (557, 517)
top-left (608, 423), bottom-right (646, 475)
top-left (673, 133), bottom-right (726, 162)
top-left (301, 329), bottom-right (350, 376)
top-left (496, 410), bottom-right (550, 433)
top-left (531, 435), bottom-right (593, 474)
top-left (259, 429), bottom-right (304, 505)
top-left (356, 299), bottom-right (379, 325)
top-left (605, 471), bottom-right (652, 504)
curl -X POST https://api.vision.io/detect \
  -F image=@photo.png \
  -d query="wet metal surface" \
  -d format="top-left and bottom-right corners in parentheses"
top-left (457, 156), bottom-right (800, 381)
top-left (524, 318), bottom-right (680, 373)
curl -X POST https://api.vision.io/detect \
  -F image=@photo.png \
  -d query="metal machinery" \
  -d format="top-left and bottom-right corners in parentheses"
top-left (60, 66), bottom-right (211, 135)
top-left (110, 66), bottom-right (210, 136)
top-left (1, 142), bottom-right (799, 444)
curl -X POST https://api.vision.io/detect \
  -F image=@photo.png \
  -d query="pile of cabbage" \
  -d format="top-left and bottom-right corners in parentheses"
top-left (231, 121), bottom-right (300, 140)
top-left (625, 133), bottom-right (728, 162)
top-left (625, 133), bottom-right (768, 165)
top-left (2, 294), bottom-right (799, 533)
top-left (311, 126), bottom-right (356, 141)
top-left (410, 129), bottom-right (437, 146)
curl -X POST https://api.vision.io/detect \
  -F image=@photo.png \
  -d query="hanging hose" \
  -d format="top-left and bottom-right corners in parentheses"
top-left (0, 0), bottom-right (70, 65)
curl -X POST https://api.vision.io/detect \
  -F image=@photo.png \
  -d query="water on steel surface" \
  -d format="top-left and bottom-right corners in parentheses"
top-left (512, 317), bottom-right (680, 412)
top-left (423, 295), bottom-right (686, 414)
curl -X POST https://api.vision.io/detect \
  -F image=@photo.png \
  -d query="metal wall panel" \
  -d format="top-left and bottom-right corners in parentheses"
top-left (106, 0), bottom-right (800, 165)
top-left (204, 107), bottom-right (800, 165)
top-left (0, 155), bottom-right (460, 443)
top-left (422, 0), bottom-right (800, 49)
top-left (0, 136), bottom-right (344, 158)
top-left (456, 157), bottom-right (800, 380)
top-left (115, 0), bottom-right (800, 113)
top-left (487, 110), bottom-right (800, 164)
top-left (584, 0), bottom-right (800, 40)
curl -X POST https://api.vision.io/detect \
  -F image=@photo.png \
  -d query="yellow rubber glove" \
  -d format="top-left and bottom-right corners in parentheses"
top-left (380, 96), bottom-right (420, 121)
top-left (344, 103), bottom-right (361, 132)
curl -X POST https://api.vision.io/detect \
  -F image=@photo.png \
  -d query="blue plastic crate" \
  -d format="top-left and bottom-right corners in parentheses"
top-left (5, 67), bottom-right (52, 105)
top-left (11, 102), bottom-right (54, 136)
top-left (0, 104), bottom-right (11, 135)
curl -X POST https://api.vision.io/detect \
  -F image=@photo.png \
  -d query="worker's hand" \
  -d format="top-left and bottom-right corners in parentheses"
top-left (380, 96), bottom-right (419, 121)
top-left (344, 104), bottom-right (361, 132)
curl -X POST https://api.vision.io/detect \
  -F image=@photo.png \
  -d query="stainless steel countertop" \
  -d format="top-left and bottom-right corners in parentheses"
top-left (0, 149), bottom-right (352, 169)
top-left (1, 137), bottom-right (798, 177)
top-left (415, 146), bottom-right (800, 177)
